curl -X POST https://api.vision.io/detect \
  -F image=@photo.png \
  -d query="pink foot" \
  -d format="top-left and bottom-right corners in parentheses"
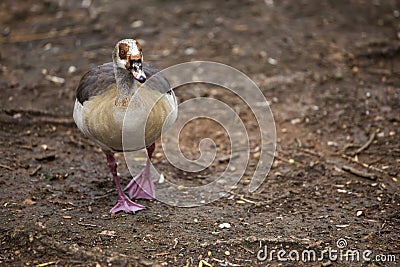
top-left (106, 153), bottom-right (146, 214)
top-left (125, 163), bottom-right (155, 200)
top-left (125, 143), bottom-right (156, 200)
top-left (110, 194), bottom-right (145, 214)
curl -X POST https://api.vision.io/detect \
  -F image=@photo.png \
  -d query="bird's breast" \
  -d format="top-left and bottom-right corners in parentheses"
top-left (81, 86), bottom-right (177, 152)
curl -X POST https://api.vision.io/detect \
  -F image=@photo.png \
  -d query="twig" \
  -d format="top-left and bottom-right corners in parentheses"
top-left (93, 189), bottom-right (115, 199)
top-left (212, 258), bottom-right (243, 267)
top-left (341, 154), bottom-right (388, 175)
top-left (2, 108), bottom-right (62, 117)
top-left (77, 222), bottom-right (97, 227)
top-left (1, 108), bottom-right (75, 125)
top-left (228, 191), bottom-right (258, 204)
top-left (35, 261), bottom-right (57, 267)
top-left (270, 151), bottom-right (304, 167)
top-left (239, 245), bottom-right (254, 254)
top-left (31, 117), bottom-right (75, 125)
top-left (295, 138), bottom-right (302, 147)
top-left (297, 147), bottom-right (323, 157)
top-left (35, 153), bottom-right (56, 162)
top-left (30, 164), bottom-right (42, 176)
top-left (0, 26), bottom-right (88, 44)
top-left (154, 251), bottom-right (170, 257)
top-left (342, 143), bottom-right (358, 152)
top-left (342, 165), bottom-right (377, 180)
top-left (349, 132), bottom-right (376, 156)
top-left (0, 164), bottom-right (12, 170)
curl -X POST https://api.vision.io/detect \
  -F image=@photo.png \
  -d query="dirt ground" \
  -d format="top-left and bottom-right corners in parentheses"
top-left (1, 0), bottom-right (399, 266)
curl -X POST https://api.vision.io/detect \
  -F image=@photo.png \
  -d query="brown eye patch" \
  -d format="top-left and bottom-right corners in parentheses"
top-left (118, 43), bottom-right (129, 59)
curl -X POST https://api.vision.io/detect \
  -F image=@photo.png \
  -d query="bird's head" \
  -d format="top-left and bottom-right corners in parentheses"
top-left (113, 39), bottom-right (146, 83)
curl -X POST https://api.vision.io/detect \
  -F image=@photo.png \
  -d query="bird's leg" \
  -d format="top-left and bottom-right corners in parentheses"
top-left (125, 143), bottom-right (156, 200)
top-left (106, 154), bottom-right (145, 213)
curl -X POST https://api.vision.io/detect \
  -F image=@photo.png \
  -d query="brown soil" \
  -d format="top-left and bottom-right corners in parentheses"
top-left (0, 1), bottom-right (399, 266)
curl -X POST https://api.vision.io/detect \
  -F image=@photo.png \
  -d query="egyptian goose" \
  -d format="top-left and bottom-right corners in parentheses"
top-left (73, 39), bottom-right (178, 213)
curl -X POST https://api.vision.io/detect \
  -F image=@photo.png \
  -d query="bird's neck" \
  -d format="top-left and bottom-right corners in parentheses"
top-left (114, 68), bottom-right (136, 107)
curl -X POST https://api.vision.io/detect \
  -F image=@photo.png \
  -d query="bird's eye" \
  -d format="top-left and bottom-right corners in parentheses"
top-left (119, 49), bottom-right (128, 60)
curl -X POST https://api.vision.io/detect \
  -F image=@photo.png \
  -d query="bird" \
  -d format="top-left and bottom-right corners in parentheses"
top-left (73, 39), bottom-right (178, 213)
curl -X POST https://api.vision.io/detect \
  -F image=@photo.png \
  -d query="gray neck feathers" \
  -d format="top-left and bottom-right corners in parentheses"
top-left (114, 67), bottom-right (136, 100)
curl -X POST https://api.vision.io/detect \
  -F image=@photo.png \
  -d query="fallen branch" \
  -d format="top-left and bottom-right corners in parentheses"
top-left (1, 108), bottom-right (74, 125)
top-left (349, 132), bottom-right (376, 156)
top-left (0, 26), bottom-right (88, 44)
top-left (0, 164), bottom-right (13, 170)
top-left (342, 165), bottom-right (377, 180)
top-left (341, 154), bottom-right (388, 175)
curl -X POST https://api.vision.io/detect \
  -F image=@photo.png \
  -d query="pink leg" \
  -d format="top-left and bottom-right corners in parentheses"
top-left (125, 143), bottom-right (156, 200)
top-left (106, 154), bottom-right (145, 213)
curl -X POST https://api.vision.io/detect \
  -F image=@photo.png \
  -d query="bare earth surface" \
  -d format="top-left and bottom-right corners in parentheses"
top-left (0, 1), bottom-right (399, 266)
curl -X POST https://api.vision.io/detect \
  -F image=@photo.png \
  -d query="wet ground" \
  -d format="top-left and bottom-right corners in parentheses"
top-left (0, 0), bottom-right (399, 266)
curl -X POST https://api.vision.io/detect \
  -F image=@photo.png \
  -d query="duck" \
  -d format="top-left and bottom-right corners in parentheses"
top-left (73, 39), bottom-right (178, 213)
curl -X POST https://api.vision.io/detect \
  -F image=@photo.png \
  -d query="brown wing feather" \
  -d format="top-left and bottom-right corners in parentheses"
top-left (76, 63), bottom-right (115, 104)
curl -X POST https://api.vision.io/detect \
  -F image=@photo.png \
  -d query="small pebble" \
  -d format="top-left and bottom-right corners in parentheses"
top-left (232, 45), bottom-right (241, 55)
top-left (267, 57), bottom-right (278, 65)
top-left (131, 20), bottom-right (144, 28)
top-left (233, 24), bottom-right (248, 31)
top-left (219, 223), bottom-right (231, 229)
top-left (45, 75), bottom-right (65, 84)
top-left (68, 66), bottom-right (77, 74)
top-left (158, 173), bottom-right (165, 184)
top-left (100, 230), bottom-right (116, 236)
top-left (162, 49), bottom-right (170, 57)
top-left (43, 43), bottom-right (52, 51)
top-left (290, 118), bottom-right (301, 124)
top-left (356, 210), bottom-right (363, 217)
top-left (327, 141), bottom-right (338, 146)
top-left (224, 250), bottom-right (230, 256)
top-left (184, 47), bottom-right (197, 56)
top-left (322, 260), bottom-right (332, 267)
top-left (259, 51), bottom-right (267, 58)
